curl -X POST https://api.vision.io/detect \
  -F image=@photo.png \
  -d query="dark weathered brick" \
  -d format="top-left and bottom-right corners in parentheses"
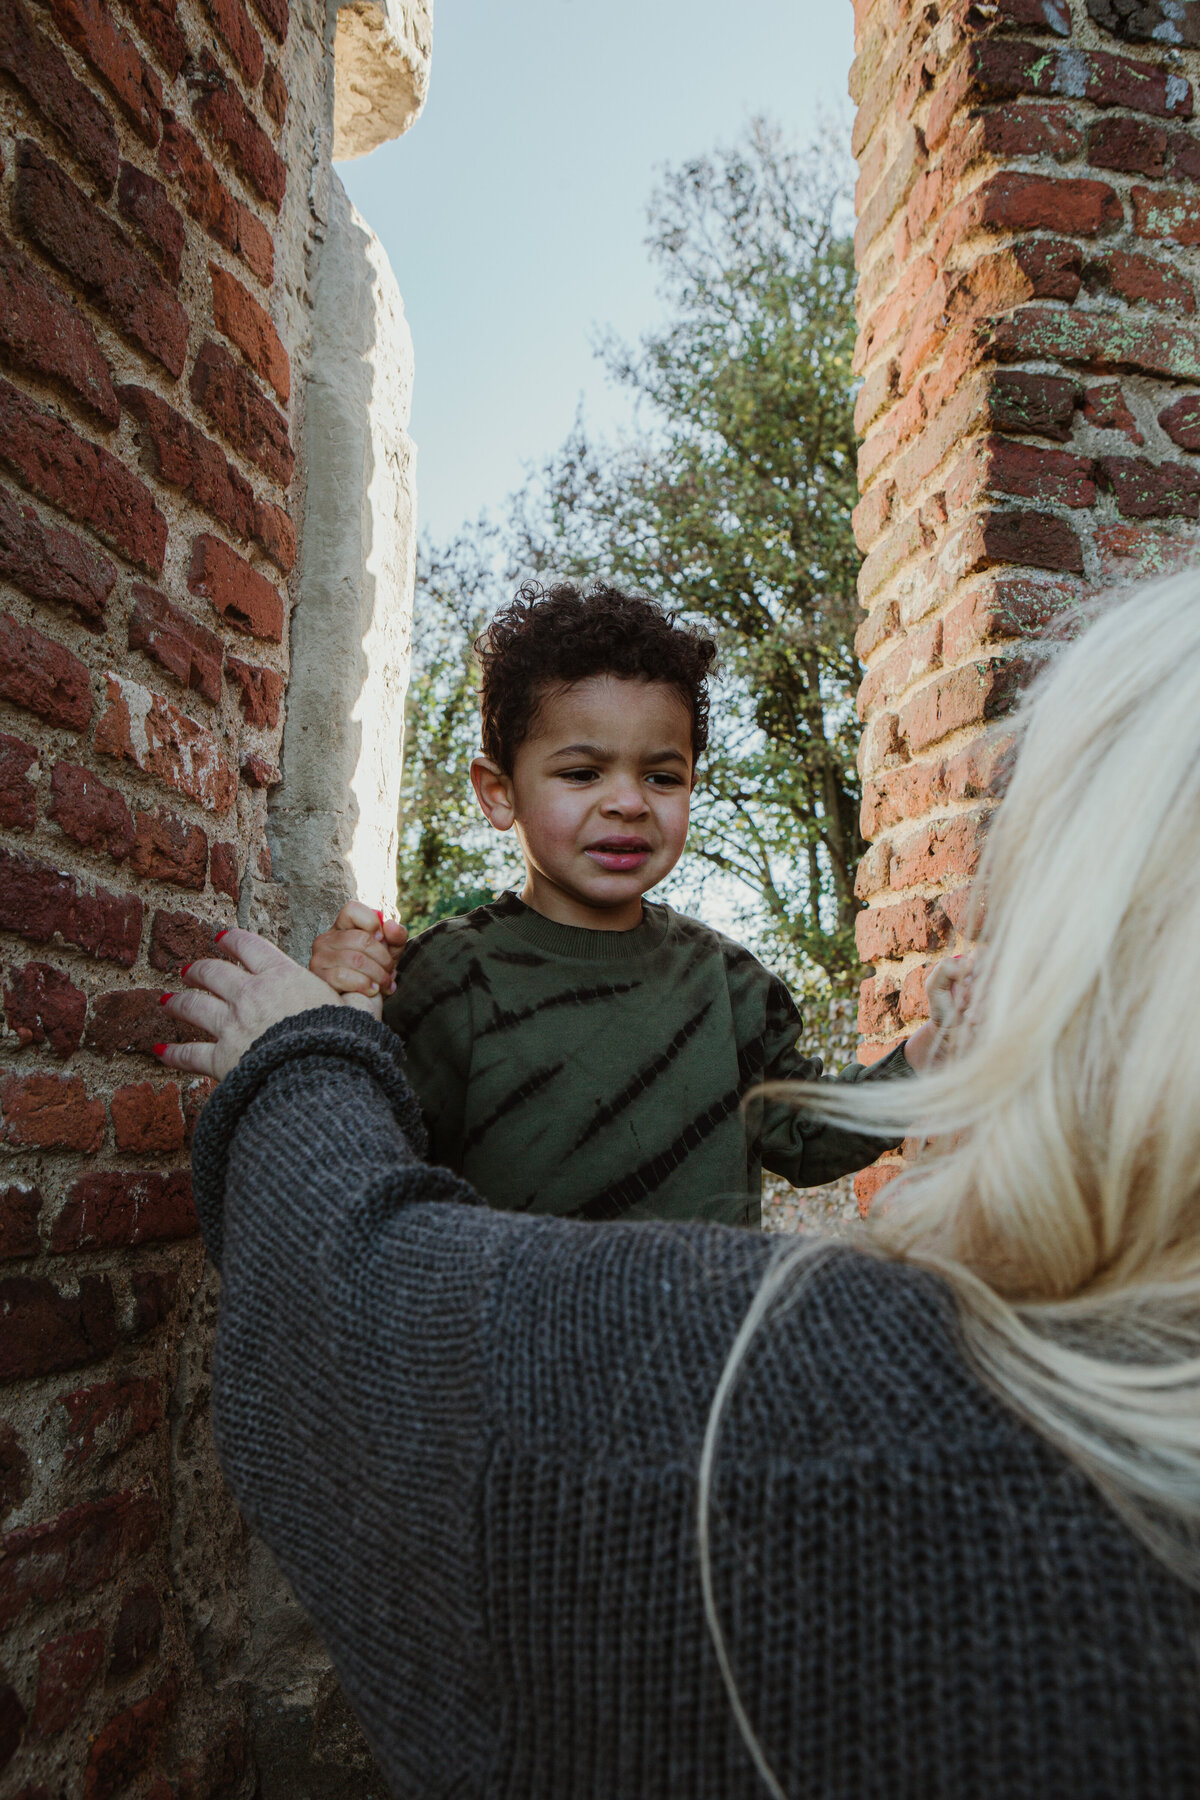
top-left (188, 532), bottom-right (284, 638)
top-left (50, 1170), bottom-right (197, 1249)
top-left (33, 0), bottom-right (162, 144)
top-left (224, 653), bottom-right (282, 726)
top-left (111, 1080), bottom-right (185, 1152)
top-left (119, 384), bottom-right (294, 571)
top-left (16, 142), bottom-right (188, 379)
top-left (262, 60), bottom-right (286, 128)
top-left (192, 51), bottom-right (286, 209)
top-left (3, 961), bottom-right (87, 1056)
top-left (208, 840), bottom-right (238, 900)
top-left (129, 809), bottom-right (208, 889)
top-left (0, 732), bottom-right (36, 830)
top-left (48, 761), bottom-right (135, 859)
top-left (203, 0), bottom-right (263, 84)
top-left (0, 0), bottom-right (119, 192)
top-left (1, 1071), bottom-right (105, 1151)
top-left (0, 1186), bottom-right (41, 1260)
top-left (128, 586), bottom-right (223, 705)
top-left (1097, 453), bottom-right (1200, 517)
top-left (31, 1627), bottom-right (104, 1736)
top-left (0, 1276), bottom-right (117, 1388)
top-left (0, 379), bottom-right (166, 575)
top-left (117, 162), bottom-right (185, 285)
top-left (95, 672), bottom-right (236, 813)
top-left (58, 1376), bottom-right (161, 1465)
top-left (0, 1488), bottom-right (157, 1623)
top-left (0, 612), bottom-right (91, 732)
top-left (0, 231), bottom-right (119, 427)
top-left (148, 906), bottom-right (226, 972)
top-left (210, 263), bottom-right (289, 401)
top-left (85, 985), bottom-right (207, 1055)
top-left (1158, 392), bottom-right (1200, 449)
top-left (116, 0), bottom-right (186, 78)
top-left (107, 1584), bottom-right (162, 1677)
top-left (0, 482), bottom-right (116, 630)
top-left (190, 340), bottom-right (293, 483)
top-left (0, 848), bottom-right (142, 966)
top-left (248, 0), bottom-right (286, 41)
top-left (85, 1680), bottom-right (175, 1800)
top-left (158, 115), bottom-right (274, 286)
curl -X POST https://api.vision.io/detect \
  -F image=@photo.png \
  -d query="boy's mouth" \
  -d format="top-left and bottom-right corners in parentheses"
top-left (585, 836), bottom-right (652, 873)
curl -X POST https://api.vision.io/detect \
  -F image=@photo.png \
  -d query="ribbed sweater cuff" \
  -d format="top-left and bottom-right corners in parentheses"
top-left (191, 1005), bottom-right (427, 1270)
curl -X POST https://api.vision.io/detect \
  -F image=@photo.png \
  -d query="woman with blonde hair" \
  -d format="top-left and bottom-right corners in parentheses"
top-left (165, 573), bottom-right (1200, 1798)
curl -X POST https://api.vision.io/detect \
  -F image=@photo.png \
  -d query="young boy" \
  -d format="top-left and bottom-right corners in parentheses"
top-left (310, 581), bottom-right (916, 1226)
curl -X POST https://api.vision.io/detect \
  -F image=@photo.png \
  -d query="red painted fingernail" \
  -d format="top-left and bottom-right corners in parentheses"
top-left (214, 929), bottom-right (229, 941)
top-left (153, 1043), bottom-right (167, 1056)
top-left (158, 993), bottom-right (173, 1005)
top-left (180, 962), bottom-right (192, 977)
top-left (376, 909), bottom-right (384, 924)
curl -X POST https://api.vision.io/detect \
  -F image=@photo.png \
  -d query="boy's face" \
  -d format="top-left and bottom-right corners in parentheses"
top-left (471, 675), bottom-right (695, 931)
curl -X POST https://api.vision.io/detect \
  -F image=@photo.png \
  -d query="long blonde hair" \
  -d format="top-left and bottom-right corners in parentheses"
top-left (702, 572), bottom-right (1200, 1794)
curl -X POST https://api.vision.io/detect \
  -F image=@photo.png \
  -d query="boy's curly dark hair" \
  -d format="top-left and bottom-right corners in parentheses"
top-left (475, 581), bottom-right (717, 772)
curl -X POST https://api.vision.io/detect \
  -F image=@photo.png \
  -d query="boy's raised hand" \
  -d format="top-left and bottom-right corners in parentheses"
top-left (309, 900), bottom-right (408, 1002)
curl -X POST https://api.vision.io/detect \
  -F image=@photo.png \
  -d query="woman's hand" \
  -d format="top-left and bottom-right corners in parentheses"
top-left (157, 928), bottom-right (366, 1082)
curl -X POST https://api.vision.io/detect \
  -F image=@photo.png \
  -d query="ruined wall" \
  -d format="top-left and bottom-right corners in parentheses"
top-left (0, 0), bottom-right (429, 1789)
top-left (850, 0), bottom-right (1200, 1206)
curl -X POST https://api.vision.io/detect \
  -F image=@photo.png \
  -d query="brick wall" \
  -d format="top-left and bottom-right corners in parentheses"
top-left (0, 0), bottom-right (371, 1788)
top-left (850, 0), bottom-right (1200, 1209)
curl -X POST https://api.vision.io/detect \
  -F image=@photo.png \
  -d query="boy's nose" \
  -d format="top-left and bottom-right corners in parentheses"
top-left (602, 786), bottom-right (648, 816)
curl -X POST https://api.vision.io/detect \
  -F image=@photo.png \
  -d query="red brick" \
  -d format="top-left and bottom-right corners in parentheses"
top-left (944, 731), bottom-right (1016, 802)
top-left (85, 986), bottom-right (207, 1057)
top-left (224, 653), bottom-right (282, 726)
top-left (1086, 246), bottom-right (1195, 313)
top-left (942, 575), bottom-right (1078, 661)
top-left (238, 749), bottom-right (279, 788)
top-left (0, 1488), bottom-right (157, 1624)
top-left (0, 849), bottom-right (142, 964)
top-left (0, 1276), bottom-right (117, 1389)
top-left (31, 1627), bottom-right (104, 1736)
top-left (858, 620), bottom-right (942, 716)
top-left (157, 114), bottom-right (274, 286)
top-left (889, 812), bottom-right (986, 889)
top-left (899, 962), bottom-right (931, 1025)
top-left (0, 231), bottom-right (119, 427)
top-left (129, 808), bottom-right (208, 890)
top-left (0, 379), bottom-right (166, 573)
top-left (127, 1267), bottom-right (176, 1337)
top-left (209, 840), bottom-right (238, 900)
top-left (85, 1679), bottom-right (175, 1800)
top-left (262, 60), bottom-right (286, 127)
top-left (3, 962), bottom-right (86, 1056)
top-left (48, 762), bottom-right (135, 860)
top-left (1088, 115), bottom-right (1168, 177)
top-left (987, 369), bottom-right (1079, 442)
top-left (900, 658), bottom-right (1027, 754)
top-left (249, 0), bottom-right (286, 41)
top-left (189, 532), bottom-right (285, 638)
top-left (855, 1162), bottom-right (900, 1216)
top-left (1082, 381), bottom-right (1145, 442)
top-left (190, 339), bottom-right (294, 485)
top-left (971, 100), bottom-right (1083, 164)
top-left (1170, 127), bottom-right (1200, 180)
top-left (192, 51), bottom-right (286, 210)
top-left (204, 0), bottom-right (263, 84)
top-left (59, 1376), bottom-right (161, 1466)
top-left (856, 894), bottom-right (951, 963)
top-left (1132, 182), bottom-right (1200, 244)
top-left (0, 1186), bottom-right (40, 1260)
top-left (0, 612), bottom-right (91, 732)
top-left (148, 906), bottom-right (225, 971)
top-left (34, 0), bottom-right (161, 143)
top-left (0, 482), bottom-right (116, 629)
top-left (958, 36), bottom-right (1192, 122)
top-left (1087, 0), bottom-right (1200, 46)
top-left (1, 1071), bottom-right (105, 1151)
top-left (0, 0), bottom-right (118, 192)
top-left (1158, 392), bottom-right (1200, 450)
top-left (942, 172), bottom-right (1122, 251)
top-left (117, 0), bottom-right (186, 78)
top-left (108, 1583), bottom-right (162, 1676)
top-left (858, 974), bottom-right (901, 1037)
top-left (128, 586), bottom-right (223, 706)
top-left (970, 507), bottom-right (1085, 574)
top-left (15, 142), bottom-right (188, 378)
top-left (1097, 454), bottom-right (1200, 518)
top-left (989, 304), bottom-right (1200, 383)
top-left (1095, 517), bottom-right (1200, 578)
top-left (117, 162), bottom-right (184, 285)
top-left (210, 263), bottom-right (289, 402)
top-left (96, 673), bottom-right (236, 813)
top-left (119, 384), bottom-right (294, 571)
top-left (0, 733), bottom-right (36, 829)
top-left (948, 437), bottom-right (1096, 511)
top-left (111, 1081), bottom-right (185, 1152)
top-left (51, 1170), bottom-right (196, 1250)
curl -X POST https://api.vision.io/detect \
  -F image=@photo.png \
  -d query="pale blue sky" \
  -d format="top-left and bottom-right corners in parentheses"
top-left (336, 1), bottom-right (855, 543)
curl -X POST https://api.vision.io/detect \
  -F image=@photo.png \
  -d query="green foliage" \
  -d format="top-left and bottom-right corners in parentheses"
top-left (398, 121), bottom-right (864, 992)
top-left (513, 121), bottom-right (864, 987)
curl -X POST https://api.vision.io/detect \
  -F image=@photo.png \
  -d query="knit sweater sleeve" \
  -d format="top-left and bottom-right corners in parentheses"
top-left (380, 926), bottom-right (473, 1170)
top-left (754, 974), bottom-right (914, 1188)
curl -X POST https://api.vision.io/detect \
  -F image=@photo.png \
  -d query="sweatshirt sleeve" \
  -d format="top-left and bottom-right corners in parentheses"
top-left (753, 977), bottom-right (915, 1189)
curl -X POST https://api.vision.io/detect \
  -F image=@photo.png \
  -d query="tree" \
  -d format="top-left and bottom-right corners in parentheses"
top-left (395, 525), bottom-right (519, 932)
top-left (513, 120), bottom-right (863, 989)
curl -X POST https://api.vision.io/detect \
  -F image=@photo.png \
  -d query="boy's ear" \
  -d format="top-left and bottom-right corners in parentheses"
top-left (470, 754), bottom-right (516, 832)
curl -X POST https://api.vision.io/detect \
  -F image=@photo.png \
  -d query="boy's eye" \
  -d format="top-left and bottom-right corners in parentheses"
top-left (647, 772), bottom-right (684, 788)
top-left (558, 768), bottom-right (599, 783)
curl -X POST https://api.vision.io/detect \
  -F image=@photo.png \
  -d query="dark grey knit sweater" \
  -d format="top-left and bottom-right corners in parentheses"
top-left (192, 1008), bottom-right (1200, 1800)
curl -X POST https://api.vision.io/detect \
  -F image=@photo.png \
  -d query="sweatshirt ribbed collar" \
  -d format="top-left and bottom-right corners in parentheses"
top-left (495, 894), bottom-right (669, 962)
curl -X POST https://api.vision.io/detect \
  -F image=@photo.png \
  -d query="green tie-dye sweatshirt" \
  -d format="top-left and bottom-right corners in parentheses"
top-left (382, 894), bottom-right (910, 1228)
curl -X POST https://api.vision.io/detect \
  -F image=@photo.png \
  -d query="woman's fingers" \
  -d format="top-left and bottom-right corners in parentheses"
top-left (161, 987), bottom-right (228, 1037)
top-left (314, 962), bottom-right (382, 998)
top-left (216, 927), bottom-right (296, 975)
top-left (180, 954), bottom-right (249, 1004)
top-left (156, 1038), bottom-right (220, 1078)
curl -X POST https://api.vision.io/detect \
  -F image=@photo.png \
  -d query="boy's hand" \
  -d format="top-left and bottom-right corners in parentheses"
top-left (904, 952), bottom-right (974, 1071)
top-left (309, 901), bottom-right (407, 1002)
